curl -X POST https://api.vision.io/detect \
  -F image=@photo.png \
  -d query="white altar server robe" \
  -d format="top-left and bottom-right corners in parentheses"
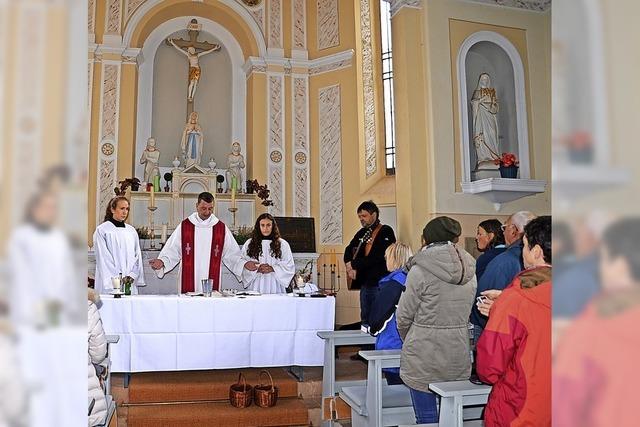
top-left (241, 238), bottom-right (295, 294)
top-left (93, 221), bottom-right (145, 294)
top-left (157, 212), bottom-right (245, 293)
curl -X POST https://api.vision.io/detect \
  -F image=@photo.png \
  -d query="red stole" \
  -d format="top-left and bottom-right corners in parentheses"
top-left (180, 218), bottom-right (226, 293)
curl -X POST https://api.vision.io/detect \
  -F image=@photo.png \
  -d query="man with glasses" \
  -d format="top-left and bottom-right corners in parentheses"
top-left (471, 211), bottom-right (536, 344)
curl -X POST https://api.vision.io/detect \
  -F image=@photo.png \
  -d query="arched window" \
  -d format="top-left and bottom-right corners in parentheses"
top-left (380, 0), bottom-right (395, 175)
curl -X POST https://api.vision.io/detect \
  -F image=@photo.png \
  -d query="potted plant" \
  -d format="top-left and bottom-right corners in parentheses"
top-left (246, 179), bottom-right (274, 206)
top-left (494, 153), bottom-right (519, 178)
top-left (114, 177), bottom-right (141, 195)
top-left (232, 226), bottom-right (253, 245)
top-left (562, 130), bottom-right (594, 164)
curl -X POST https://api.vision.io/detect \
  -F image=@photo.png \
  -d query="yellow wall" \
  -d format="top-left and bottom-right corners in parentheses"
top-left (392, 0), bottom-right (551, 249)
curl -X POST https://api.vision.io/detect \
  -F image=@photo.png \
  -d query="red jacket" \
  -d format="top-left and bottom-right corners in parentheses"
top-left (477, 267), bottom-right (551, 427)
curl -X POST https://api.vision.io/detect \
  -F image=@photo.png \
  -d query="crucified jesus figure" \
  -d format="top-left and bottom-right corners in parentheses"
top-left (168, 38), bottom-right (220, 102)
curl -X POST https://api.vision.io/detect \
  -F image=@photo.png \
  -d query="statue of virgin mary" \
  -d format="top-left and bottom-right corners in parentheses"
top-left (470, 73), bottom-right (500, 169)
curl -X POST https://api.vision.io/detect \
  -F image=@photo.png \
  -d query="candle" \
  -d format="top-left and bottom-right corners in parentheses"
top-left (231, 182), bottom-right (237, 208)
top-left (153, 175), bottom-right (161, 192)
top-left (161, 224), bottom-right (168, 244)
top-left (331, 249), bottom-right (336, 265)
top-left (149, 185), bottom-right (155, 207)
top-left (111, 276), bottom-right (121, 292)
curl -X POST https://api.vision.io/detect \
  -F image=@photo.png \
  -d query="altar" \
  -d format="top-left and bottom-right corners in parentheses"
top-left (99, 294), bottom-right (335, 373)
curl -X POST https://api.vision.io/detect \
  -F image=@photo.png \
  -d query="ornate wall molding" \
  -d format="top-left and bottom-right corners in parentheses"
top-left (105, 0), bottom-right (122, 35)
top-left (388, 0), bottom-right (422, 17)
top-left (292, 76), bottom-right (310, 217)
top-left (96, 62), bottom-right (121, 221)
top-left (293, 0), bottom-right (306, 50)
top-left (125, 0), bottom-right (147, 24)
top-left (465, 0), bottom-right (550, 12)
top-left (360, 0), bottom-right (377, 177)
top-left (243, 49), bottom-right (354, 77)
top-left (317, 0), bottom-right (339, 50)
top-left (88, 0), bottom-right (96, 35)
top-left (268, 0), bottom-right (283, 50)
top-left (319, 84), bottom-right (343, 245)
top-left (268, 74), bottom-right (285, 215)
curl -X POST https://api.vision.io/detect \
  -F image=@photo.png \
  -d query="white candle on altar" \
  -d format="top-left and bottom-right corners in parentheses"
top-left (149, 185), bottom-right (155, 207)
top-left (231, 178), bottom-right (237, 208)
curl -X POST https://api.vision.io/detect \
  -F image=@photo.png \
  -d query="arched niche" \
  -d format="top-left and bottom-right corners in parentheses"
top-left (134, 17), bottom-right (247, 180)
top-left (457, 31), bottom-right (530, 182)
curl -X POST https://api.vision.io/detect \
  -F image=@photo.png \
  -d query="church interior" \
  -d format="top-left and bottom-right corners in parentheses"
top-left (6, 0), bottom-right (640, 426)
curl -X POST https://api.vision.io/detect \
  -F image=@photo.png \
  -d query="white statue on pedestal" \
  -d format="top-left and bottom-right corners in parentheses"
top-left (139, 137), bottom-right (160, 182)
top-left (180, 111), bottom-right (204, 168)
top-left (470, 73), bottom-right (500, 169)
top-left (226, 142), bottom-right (245, 190)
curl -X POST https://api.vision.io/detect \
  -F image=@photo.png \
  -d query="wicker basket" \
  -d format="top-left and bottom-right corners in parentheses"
top-left (254, 370), bottom-right (278, 408)
top-left (229, 373), bottom-right (253, 408)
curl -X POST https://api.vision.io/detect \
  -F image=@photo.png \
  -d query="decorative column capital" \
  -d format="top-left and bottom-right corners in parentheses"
top-left (388, 0), bottom-right (422, 17)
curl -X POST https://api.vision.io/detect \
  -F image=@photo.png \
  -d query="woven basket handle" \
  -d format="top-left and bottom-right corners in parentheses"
top-left (259, 370), bottom-right (275, 391)
top-left (238, 372), bottom-right (248, 392)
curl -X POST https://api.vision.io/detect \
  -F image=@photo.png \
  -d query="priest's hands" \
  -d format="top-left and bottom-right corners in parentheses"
top-left (244, 261), bottom-right (259, 271)
top-left (257, 264), bottom-right (274, 274)
top-left (149, 259), bottom-right (164, 270)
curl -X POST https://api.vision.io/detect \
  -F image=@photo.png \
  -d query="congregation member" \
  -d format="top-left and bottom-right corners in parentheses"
top-left (93, 196), bottom-right (145, 294)
top-left (471, 211), bottom-right (535, 341)
top-left (474, 219), bottom-right (506, 280)
top-left (396, 217), bottom-right (476, 424)
top-left (367, 242), bottom-right (413, 385)
top-left (476, 215), bottom-right (551, 427)
top-left (240, 213), bottom-right (295, 294)
top-left (150, 192), bottom-right (253, 293)
top-left (344, 200), bottom-right (396, 329)
top-left (88, 287), bottom-right (108, 426)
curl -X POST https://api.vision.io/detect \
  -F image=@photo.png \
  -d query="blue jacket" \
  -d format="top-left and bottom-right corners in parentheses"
top-left (368, 269), bottom-right (407, 374)
top-left (471, 240), bottom-right (524, 328)
top-left (476, 245), bottom-right (507, 281)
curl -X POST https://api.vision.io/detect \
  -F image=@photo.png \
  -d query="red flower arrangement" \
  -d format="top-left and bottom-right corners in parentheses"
top-left (494, 152), bottom-right (519, 168)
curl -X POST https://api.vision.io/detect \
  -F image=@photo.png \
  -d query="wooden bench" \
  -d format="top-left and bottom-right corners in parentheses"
top-left (339, 350), bottom-right (488, 427)
top-left (429, 381), bottom-right (491, 427)
top-left (318, 330), bottom-right (376, 425)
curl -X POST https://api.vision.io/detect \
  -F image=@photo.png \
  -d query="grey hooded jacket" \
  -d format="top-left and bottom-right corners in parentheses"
top-left (396, 242), bottom-right (477, 392)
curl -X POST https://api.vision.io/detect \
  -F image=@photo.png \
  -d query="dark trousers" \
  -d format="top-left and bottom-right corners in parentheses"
top-left (359, 286), bottom-right (379, 325)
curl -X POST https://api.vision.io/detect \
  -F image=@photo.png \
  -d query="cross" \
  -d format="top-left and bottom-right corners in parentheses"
top-left (185, 243), bottom-right (191, 255)
top-left (213, 244), bottom-right (220, 258)
top-left (166, 19), bottom-right (220, 116)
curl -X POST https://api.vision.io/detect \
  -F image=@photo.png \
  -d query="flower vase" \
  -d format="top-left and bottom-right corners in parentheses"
top-left (499, 165), bottom-right (519, 178)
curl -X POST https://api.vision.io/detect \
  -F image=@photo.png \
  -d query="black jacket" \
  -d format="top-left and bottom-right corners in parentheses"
top-left (343, 224), bottom-right (396, 289)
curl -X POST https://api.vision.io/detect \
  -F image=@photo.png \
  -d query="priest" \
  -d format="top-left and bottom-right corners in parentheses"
top-left (149, 192), bottom-right (256, 293)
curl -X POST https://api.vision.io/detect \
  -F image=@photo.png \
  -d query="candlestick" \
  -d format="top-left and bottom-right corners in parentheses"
top-left (147, 206), bottom-right (158, 249)
top-left (149, 185), bottom-right (155, 207)
top-left (330, 249), bottom-right (336, 265)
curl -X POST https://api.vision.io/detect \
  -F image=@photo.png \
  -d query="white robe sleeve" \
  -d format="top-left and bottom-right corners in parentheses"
top-left (131, 228), bottom-right (146, 287)
top-left (271, 239), bottom-right (296, 291)
top-left (240, 239), bottom-right (258, 289)
top-left (221, 225), bottom-right (245, 280)
top-left (93, 228), bottom-right (118, 293)
top-left (157, 225), bottom-right (182, 278)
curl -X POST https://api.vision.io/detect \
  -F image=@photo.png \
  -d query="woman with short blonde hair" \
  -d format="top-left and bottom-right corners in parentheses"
top-left (368, 242), bottom-right (414, 385)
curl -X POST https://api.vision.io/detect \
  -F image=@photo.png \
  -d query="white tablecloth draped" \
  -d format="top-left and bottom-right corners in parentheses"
top-left (99, 294), bottom-right (335, 372)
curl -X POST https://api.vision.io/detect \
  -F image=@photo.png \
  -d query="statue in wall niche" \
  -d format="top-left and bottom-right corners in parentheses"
top-left (226, 142), bottom-right (246, 191)
top-left (140, 137), bottom-right (160, 182)
top-left (168, 37), bottom-right (220, 102)
top-left (470, 73), bottom-right (500, 169)
top-left (180, 111), bottom-right (204, 168)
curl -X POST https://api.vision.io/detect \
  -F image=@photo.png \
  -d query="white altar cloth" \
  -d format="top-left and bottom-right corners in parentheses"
top-left (99, 294), bottom-right (335, 372)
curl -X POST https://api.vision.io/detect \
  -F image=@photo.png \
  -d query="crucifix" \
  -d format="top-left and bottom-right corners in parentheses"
top-left (166, 19), bottom-right (220, 117)
top-left (213, 244), bottom-right (220, 258)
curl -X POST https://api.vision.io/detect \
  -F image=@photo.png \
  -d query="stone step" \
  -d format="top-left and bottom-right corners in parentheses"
top-left (127, 397), bottom-right (309, 427)
top-left (128, 368), bottom-right (299, 404)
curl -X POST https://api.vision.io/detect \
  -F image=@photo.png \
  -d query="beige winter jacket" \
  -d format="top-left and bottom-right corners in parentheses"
top-left (88, 289), bottom-right (108, 426)
top-left (396, 242), bottom-right (477, 392)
